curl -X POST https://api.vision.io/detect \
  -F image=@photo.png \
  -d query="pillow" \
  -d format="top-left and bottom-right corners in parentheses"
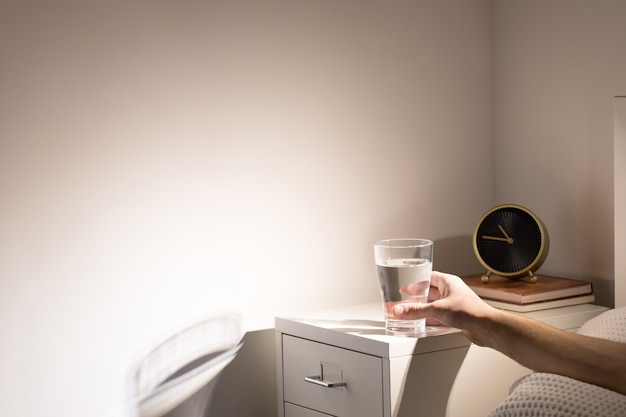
top-left (487, 372), bottom-right (626, 417)
top-left (577, 306), bottom-right (626, 343)
top-left (488, 307), bottom-right (626, 417)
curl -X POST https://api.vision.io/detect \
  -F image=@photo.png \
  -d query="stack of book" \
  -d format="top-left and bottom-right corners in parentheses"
top-left (461, 274), bottom-right (594, 312)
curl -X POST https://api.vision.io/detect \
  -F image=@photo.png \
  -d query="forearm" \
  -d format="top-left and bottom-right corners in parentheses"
top-left (477, 309), bottom-right (626, 395)
top-left (395, 272), bottom-right (626, 394)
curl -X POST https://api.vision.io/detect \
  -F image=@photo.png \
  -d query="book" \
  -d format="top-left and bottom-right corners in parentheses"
top-left (484, 294), bottom-right (596, 312)
top-left (461, 274), bottom-right (593, 305)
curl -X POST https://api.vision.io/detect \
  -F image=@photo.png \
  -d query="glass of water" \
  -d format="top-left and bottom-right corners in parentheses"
top-left (374, 238), bottom-right (433, 334)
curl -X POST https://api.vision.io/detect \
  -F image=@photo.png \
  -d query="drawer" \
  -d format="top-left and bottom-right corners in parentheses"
top-left (285, 403), bottom-right (333, 417)
top-left (282, 335), bottom-right (383, 417)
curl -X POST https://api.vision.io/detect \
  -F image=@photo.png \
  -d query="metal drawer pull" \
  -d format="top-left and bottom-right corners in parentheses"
top-left (304, 375), bottom-right (347, 388)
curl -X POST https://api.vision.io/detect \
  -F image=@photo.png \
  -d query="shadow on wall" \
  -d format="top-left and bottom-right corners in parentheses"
top-left (206, 329), bottom-right (277, 417)
top-left (434, 235), bottom-right (483, 276)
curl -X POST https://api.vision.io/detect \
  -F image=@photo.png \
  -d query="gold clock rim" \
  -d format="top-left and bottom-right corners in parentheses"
top-left (472, 204), bottom-right (550, 278)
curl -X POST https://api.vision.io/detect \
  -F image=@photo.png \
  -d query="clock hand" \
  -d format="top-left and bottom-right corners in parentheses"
top-left (482, 235), bottom-right (510, 242)
top-left (497, 224), bottom-right (514, 244)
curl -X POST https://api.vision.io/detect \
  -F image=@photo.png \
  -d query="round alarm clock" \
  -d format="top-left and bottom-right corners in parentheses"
top-left (473, 204), bottom-right (549, 283)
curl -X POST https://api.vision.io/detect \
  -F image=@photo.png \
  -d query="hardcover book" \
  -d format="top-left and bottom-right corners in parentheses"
top-left (483, 294), bottom-right (596, 312)
top-left (461, 274), bottom-right (593, 305)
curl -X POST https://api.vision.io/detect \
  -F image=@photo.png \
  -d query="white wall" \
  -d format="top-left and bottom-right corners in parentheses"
top-left (0, 1), bottom-right (492, 416)
top-left (493, 0), bottom-right (626, 307)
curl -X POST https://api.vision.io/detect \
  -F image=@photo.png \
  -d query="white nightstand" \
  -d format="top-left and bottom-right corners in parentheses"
top-left (275, 303), bottom-right (470, 417)
top-left (275, 302), bottom-right (609, 417)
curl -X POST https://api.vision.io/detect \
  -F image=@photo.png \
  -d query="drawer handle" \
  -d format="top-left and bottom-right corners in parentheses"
top-left (304, 375), bottom-right (347, 388)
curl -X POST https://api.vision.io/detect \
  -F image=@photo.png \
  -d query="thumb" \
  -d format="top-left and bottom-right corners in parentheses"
top-left (393, 303), bottom-right (446, 326)
top-left (393, 303), bottom-right (428, 319)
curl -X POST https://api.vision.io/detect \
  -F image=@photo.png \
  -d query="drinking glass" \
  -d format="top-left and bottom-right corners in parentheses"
top-left (374, 238), bottom-right (433, 334)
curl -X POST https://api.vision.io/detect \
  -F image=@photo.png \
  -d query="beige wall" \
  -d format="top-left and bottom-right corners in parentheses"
top-left (493, 0), bottom-right (626, 306)
top-left (3, 1), bottom-right (623, 416)
top-left (0, 1), bottom-right (492, 416)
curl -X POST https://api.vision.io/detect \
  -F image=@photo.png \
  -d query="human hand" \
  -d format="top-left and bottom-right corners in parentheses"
top-left (399, 272), bottom-right (626, 396)
top-left (393, 271), bottom-right (498, 344)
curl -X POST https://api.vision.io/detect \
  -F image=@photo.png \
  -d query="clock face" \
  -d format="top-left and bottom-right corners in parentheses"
top-left (473, 205), bottom-right (548, 277)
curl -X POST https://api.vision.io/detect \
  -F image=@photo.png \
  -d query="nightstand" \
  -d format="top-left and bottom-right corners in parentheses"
top-left (275, 303), bottom-right (471, 417)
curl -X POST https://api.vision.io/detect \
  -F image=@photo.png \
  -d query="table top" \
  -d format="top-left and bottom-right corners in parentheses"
top-left (275, 302), bottom-right (468, 358)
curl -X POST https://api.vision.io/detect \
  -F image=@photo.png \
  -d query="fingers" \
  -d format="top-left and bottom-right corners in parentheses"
top-left (425, 271), bottom-right (451, 300)
top-left (430, 271), bottom-right (449, 286)
top-left (391, 271), bottom-right (460, 327)
top-left (428, 286), bottom-right (441, 301)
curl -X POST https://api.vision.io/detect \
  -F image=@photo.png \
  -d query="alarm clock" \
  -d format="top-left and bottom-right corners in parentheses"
top-left (473, 204), bottom-right (549, 283)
